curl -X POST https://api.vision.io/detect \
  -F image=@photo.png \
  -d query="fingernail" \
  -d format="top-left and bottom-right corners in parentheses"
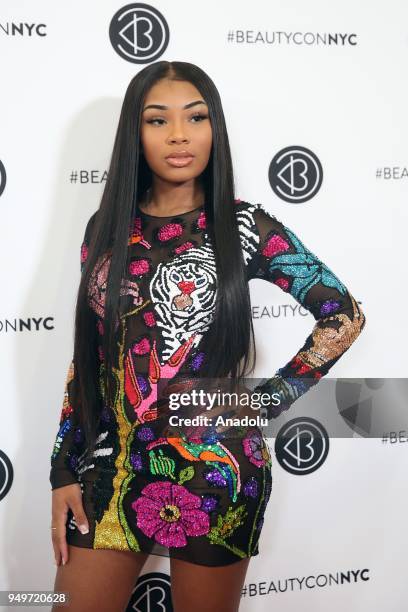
top-left (79, 524), bottom-right (89, 535)
top-left (62, 558), bottom-right (66, 566)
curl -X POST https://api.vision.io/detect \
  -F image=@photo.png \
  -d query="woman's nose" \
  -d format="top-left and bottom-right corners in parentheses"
top-left (167, 120), bottom-right (189, 143)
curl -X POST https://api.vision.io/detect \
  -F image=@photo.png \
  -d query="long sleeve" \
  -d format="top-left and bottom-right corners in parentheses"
top-left (49, 212), bottom-right (97, 490)
top-left (248, 202), bottom-right (366, 420)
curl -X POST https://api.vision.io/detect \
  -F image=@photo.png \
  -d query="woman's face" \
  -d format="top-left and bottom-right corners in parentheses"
top-left (140, 78), bottom-right (212, 185)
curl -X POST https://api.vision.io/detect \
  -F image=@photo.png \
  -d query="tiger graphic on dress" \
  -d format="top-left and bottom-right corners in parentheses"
top-left (150, 243), bottom-right (218, 362)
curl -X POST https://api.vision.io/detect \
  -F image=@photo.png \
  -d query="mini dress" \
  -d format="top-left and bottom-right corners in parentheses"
top-left (49, 199), bottom-right (366, 566)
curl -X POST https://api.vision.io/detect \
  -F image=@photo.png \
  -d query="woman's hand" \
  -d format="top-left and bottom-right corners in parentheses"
top-left (51, 483), bottom-right (89, 566)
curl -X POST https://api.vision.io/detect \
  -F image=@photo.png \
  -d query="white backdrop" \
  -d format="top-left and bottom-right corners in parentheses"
top-left (0, 1), bottom-right (407, 610)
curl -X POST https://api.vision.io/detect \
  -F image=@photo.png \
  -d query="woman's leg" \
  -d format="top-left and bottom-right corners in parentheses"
top-left (170, 556), bottom-right (250, 612)
top-left (52, 545), bottom-right (149, 612)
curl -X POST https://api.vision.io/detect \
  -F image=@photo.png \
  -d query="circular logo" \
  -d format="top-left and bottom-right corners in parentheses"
top-left (336, 378), bottom-right (408, 437)
top-left (127, 571), bottom-right (173, 611)
top-left (274, 417), bottom-right (329, 475)
top-left (0, 160), bottom-right (6, 197)
top-left (0, 450), bottom-right (13, 501)
top-left (268, 145), bottom-right (323, 204)
top-left (109, 3), bottom-right (170, 64)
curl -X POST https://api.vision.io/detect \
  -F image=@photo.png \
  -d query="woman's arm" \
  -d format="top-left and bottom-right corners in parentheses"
top-left (247, 202), bottom-right (366, 420)
top-left (49, 212), bottom-right (97, 490)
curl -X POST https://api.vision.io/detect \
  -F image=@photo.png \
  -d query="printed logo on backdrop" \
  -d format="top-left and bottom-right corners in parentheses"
top-left (376, 165), bottom-right (408, 180)
top-left (227, 30), bottom-right (357, 46)
top-left (109, 3), bottom-right (169, 63)
top-left (0, 317), bottom-right (54, 333)
top-left (252, 302), bottom-right (309, 320)
top-left (0, 22), bottom-right (47, 37)
top-left (69, 170), bottom-right (107, 184)
top-left (0, 450), bottom-right (13, 502)
top-left (268, 146), bottom-right (323, 203)
top-left (336, 378), bottom-right (408, 438)
top-left (127, 572), bottom-right (173, 611)
top-left (274, 417), bottom-right (329, 475)
top-left (0, 160), bottom-right (6, 197)
top-left (241, 567), bottom-right (370, 599)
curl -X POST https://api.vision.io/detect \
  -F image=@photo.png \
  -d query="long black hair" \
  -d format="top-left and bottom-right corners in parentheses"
top-left (71, 61), bottom-right (257, 458)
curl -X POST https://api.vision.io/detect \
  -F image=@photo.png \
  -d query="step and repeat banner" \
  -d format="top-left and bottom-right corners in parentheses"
top-left (0, 1), bottom-right (407, 610)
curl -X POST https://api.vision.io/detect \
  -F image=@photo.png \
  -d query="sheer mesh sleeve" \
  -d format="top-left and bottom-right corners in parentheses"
top-left (49, 212), bottom-right (97, 490)
top-left (248, 203), bottom-right (366, 420)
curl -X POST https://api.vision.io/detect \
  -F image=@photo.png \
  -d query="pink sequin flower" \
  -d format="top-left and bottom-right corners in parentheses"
top-left (132, 217), bottom-right (142, 235)
top-left (174, 241), bottom-right (194, 254)
top-left (242, 429), bottom-right (268, 468)
top-left (274, 277), bottom-right (290, 291)
top-left (81, 243), bottom-right (88, 266)
top-left (197, 211), bottom-right (206, 230)
top-left (132, 481), bottom-right (210, 548)
top-left (132, 337), bottom-right (151, 355)
top-left (262, 233), bottom-right (289, 258)
top-left (143, 311), bottom-right (156, 327)
top-left (158, 223), bottom-right (183, 242)
top-left (129, 258), bottom-right (150, 276)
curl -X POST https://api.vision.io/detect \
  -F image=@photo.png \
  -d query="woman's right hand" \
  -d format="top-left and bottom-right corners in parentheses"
top-left (51, 483), bottom-right (89, 566)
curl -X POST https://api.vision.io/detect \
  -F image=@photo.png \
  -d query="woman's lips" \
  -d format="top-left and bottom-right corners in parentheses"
top-left (165, 156), bottom-right (194, 167)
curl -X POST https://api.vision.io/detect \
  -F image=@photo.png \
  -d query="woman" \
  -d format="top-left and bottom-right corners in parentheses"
top-left (50, 61), bottom-right (366, 611)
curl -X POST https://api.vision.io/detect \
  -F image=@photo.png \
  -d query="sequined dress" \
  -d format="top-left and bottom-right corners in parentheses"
top-left (49, 199), bottom-right (366, 566)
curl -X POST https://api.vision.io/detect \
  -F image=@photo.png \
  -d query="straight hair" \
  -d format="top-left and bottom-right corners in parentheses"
top-left (71, 61), bottom-right (257, 459)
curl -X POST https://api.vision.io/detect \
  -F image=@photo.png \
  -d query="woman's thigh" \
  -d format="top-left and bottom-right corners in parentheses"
top-left (52, 545), bottom-right (149, 612)
top-left (170, 556), bottom-right (250, 612)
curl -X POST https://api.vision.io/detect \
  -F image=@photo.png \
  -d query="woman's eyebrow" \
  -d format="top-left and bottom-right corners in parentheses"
top-left (142, 100), bottom-right (207, 112)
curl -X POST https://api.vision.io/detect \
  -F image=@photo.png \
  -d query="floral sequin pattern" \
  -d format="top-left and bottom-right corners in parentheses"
top-left (244, 201), bottom-right (367, 418)
top-left (131, 481), bottom-right (210, 547)
top-left (242, 428), bottom-right (272, 468)
top-left (50, 199), bottom-right (364, 566)
top-left (88, 252), bottom-right (144, 319)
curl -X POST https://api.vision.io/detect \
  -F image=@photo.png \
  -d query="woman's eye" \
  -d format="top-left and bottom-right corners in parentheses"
top-left (190, 113), bottom-right (208, 123)
top-left (146, 118), bottom-right (165, 126)
top-left (145, 114), bottom-right (208, 126)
